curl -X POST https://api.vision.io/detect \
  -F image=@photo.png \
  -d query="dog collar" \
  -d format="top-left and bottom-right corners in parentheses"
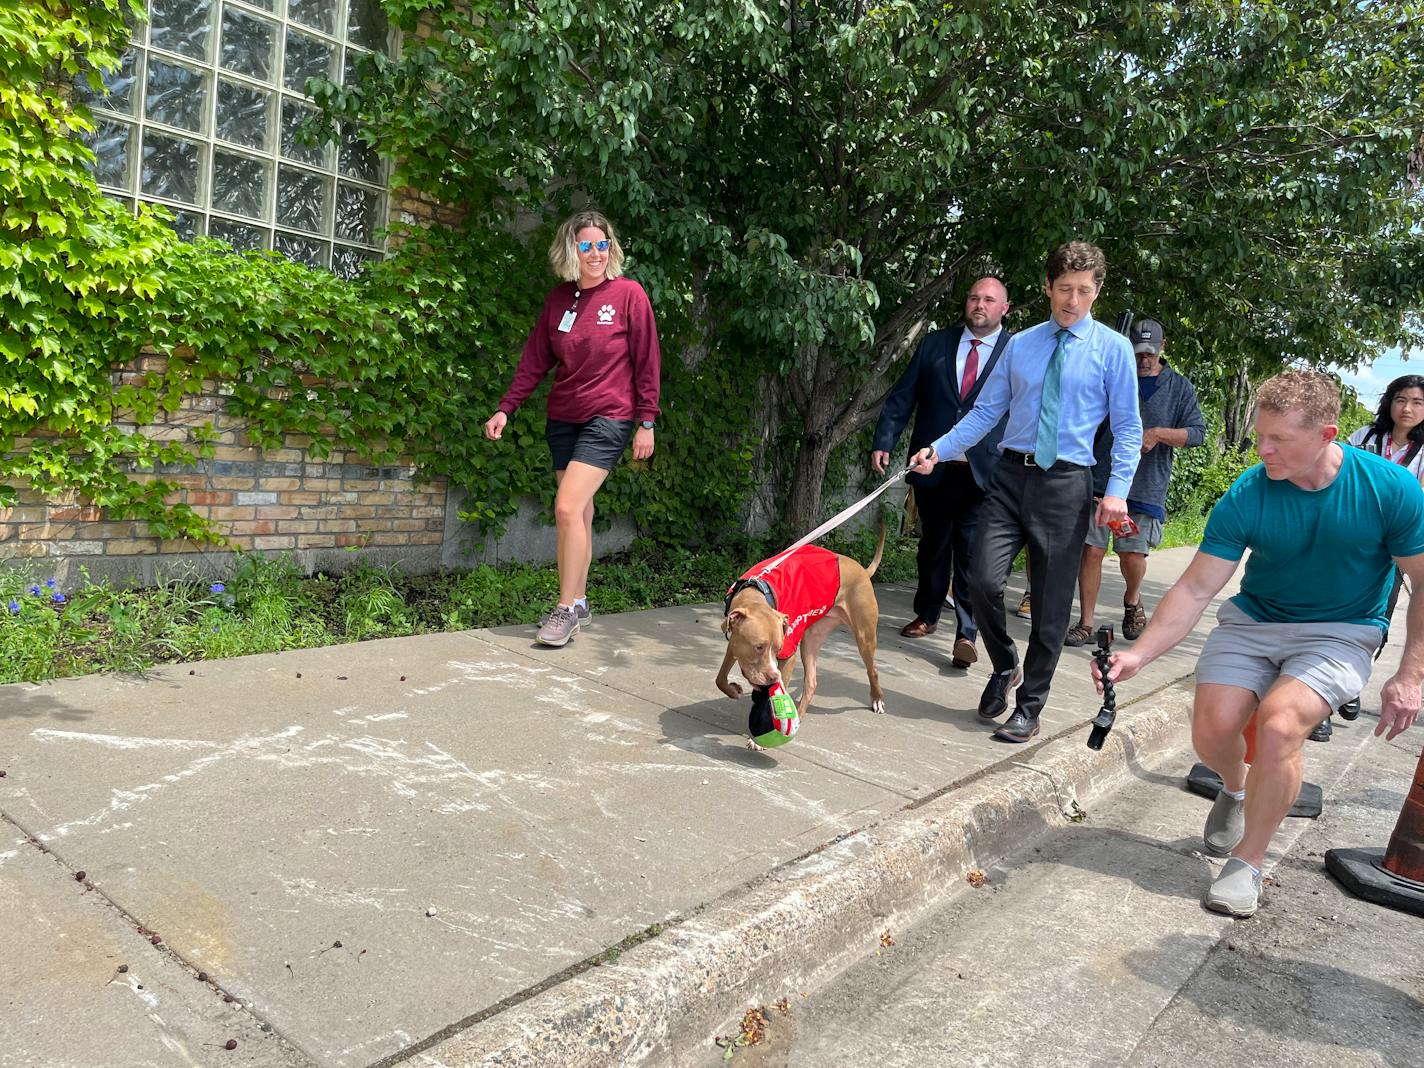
top-left (723, 576), bottom-right (778, 620)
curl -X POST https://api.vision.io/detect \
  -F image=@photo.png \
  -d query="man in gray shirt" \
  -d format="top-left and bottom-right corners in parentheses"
top-left (1065, 318), bottom-right (1206, 647)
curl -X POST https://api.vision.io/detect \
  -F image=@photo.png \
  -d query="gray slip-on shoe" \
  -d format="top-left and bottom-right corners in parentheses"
top-left (1204, 857), bottom-right (1262, 918)
top-left (536, 604), bottom-right (580, 647)
top-left (1203, 790), bottom-right (1246, 857)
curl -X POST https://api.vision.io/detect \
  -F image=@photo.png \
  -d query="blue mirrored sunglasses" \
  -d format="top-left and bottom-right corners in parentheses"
top-left (577, 239), bottom-right (611, 253)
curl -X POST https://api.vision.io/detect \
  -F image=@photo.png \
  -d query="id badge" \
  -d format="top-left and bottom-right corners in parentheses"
top-left (557, 310), bottom-right (577, 333)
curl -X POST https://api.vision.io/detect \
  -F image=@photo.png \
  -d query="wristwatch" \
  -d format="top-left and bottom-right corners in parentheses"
top-left (639, 420), bottom-right (655, 430)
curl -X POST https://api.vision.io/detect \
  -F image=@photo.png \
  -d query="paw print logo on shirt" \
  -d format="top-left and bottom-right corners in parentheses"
top-left (597, 304), bottom-right (616, 325)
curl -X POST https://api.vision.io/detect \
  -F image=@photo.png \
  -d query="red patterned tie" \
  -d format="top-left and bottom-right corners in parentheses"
top-left (960, 339), bottom-right (980, 400)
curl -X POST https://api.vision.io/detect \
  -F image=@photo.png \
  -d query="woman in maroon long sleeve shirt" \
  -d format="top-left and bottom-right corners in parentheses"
top-left (484, 211), bottom-right (662, 647)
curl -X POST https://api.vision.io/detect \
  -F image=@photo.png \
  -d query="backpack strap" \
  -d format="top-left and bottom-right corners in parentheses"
top-left (1365, 428), bottom-right (1423, 469)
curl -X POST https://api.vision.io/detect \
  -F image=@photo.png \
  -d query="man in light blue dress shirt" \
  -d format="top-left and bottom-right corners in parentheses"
top-left (911, 242), bottom-right (1142, 742)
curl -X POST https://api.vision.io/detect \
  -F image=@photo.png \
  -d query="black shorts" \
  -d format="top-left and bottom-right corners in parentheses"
top-left (545, 416), bottom-right (636, 471)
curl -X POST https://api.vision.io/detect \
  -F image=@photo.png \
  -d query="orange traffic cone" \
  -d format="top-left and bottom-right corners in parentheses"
top-left (1326, 743), bottom-right (1424, 914)
top-left (1186, 710), bottom-right (1323, 817)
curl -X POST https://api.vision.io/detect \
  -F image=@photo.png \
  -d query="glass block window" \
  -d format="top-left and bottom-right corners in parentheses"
top-left (77, 0), bottom-right (389, 279)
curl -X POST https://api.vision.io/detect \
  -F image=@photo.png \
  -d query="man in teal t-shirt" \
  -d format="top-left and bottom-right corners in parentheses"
top-left (1201, 441), bottom-right (1424, 629)
top-left (1093, 370), bottom-right (1424, 919)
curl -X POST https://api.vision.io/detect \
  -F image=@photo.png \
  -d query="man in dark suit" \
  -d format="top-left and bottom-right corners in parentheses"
top-left (871, 276), bottom-right (1013, 670)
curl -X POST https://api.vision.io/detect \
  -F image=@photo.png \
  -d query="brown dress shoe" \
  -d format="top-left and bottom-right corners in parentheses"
top-left (951, 637), bottom-right (978, 669)
top-left (900, 618), bottom-right (937, 638)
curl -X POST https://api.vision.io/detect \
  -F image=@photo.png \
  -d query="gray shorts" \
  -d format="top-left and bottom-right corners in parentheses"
top-left (1195, 601), bottom-right (1382, 710)
top-left (545, 417), bottom-right (635, 471)
top-left (1084, 510), bottom-right (1164, 553)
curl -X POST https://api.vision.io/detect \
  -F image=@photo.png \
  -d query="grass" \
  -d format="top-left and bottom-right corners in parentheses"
top-left (0, 526), bottom-right (919, 686)
top-left (0, 514), bottom-right (1200, 686)
top-left (1159, 508), bottom-right (1209, 551)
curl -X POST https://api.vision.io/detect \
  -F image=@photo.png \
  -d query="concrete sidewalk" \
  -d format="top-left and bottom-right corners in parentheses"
top-left (767, 663), bottom-right (1419, 1068)
top-left (1, 546), bottom-right (1235, 1066)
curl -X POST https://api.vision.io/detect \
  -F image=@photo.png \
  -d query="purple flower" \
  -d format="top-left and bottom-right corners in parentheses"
top-left (6, 600), bottom-right (18, 615)
top-left (44, 578), bottom-right (57, 590)
top-left (27, 584), bottom-right (41, 596)
top-left (51, 592), bottom-right (66, 604)
top-left (210, 582), bottom-right (226, 594)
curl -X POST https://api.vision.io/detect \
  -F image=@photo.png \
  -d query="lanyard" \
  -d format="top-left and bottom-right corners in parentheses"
top-left (558, 285), bottom-right (589, 333)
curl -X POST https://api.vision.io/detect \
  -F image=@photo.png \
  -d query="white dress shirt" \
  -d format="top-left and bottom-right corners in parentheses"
top-left (944, 327), bottom-right (1003, 462)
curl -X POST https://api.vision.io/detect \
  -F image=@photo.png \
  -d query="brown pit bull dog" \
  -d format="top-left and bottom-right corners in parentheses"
top-left (717, 524), bottom-right (887, 721)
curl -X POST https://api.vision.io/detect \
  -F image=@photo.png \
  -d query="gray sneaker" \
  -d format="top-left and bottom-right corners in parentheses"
top-left (536, 604), bottom-right (579, 647)
top-left (1204, 857), bottom-right (1262, 917)
top-left (540, 602), bottom-right (592, 627)
top-left (1204, 791), bottom-right (1246, 857)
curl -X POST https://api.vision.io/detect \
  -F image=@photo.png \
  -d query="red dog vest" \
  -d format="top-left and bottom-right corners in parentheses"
top-left (731, 546), bottom-right (842, 660)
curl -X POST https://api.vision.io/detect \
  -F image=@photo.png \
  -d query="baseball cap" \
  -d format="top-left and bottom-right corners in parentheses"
top-left (1131, 318), bottom-right (1164, 355)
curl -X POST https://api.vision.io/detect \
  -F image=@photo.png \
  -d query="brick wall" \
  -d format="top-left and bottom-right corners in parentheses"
top-left (0, 360), bottom-right (644, 587)
top-left (0, 354), bottom-right (452, 586)
top-left (391, 186), bottom-right (465, 230)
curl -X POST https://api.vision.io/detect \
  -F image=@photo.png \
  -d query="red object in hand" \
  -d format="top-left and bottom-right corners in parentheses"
top-left (1109, 515), bottom-right (1140, 538)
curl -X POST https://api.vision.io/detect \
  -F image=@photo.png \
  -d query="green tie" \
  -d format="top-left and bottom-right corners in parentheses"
top-left (1035, 328), bottom-right (1069, 467)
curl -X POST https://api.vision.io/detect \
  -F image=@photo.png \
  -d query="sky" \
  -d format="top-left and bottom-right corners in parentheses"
top-left (1338, 346), bottom-right (1418, 406)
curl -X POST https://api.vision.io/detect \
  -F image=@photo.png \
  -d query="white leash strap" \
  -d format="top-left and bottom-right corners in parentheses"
top-left (750, 465), bottom-right (916, 579)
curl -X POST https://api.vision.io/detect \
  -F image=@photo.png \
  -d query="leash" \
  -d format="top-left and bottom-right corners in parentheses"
top-left (746, 464), bottom-right (916, 582)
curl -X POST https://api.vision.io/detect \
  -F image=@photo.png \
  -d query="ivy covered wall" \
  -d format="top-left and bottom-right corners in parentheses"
top-left (1, 1), bottom-right (770, 582)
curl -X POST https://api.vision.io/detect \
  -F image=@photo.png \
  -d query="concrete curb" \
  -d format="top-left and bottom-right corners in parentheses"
top-left (396, 678), bottom-right (1199, 1068)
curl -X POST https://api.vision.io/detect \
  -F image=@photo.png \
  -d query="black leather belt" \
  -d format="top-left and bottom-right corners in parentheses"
top-left (1002, 449), bottom-right (1084, 470)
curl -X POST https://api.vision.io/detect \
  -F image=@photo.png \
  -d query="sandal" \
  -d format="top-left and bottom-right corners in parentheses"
top-left (1123, 601), bottom-right (1147, 640)
top-left (1063, 622), bottom-right (1093, 647)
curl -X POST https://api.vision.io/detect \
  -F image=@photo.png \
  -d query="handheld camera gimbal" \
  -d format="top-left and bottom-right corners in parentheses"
top-left (1080, 312), bottom-right (1133, 751)
top-left (1087, 625), bottom-right (1117, 750)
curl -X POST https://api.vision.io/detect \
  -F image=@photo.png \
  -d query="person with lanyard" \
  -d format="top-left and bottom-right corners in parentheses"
top-left (1350, 374), bottom-right (1424, 480)
top-left (1065, 317), bottom-right (1206, 648)
top-left (1324, 374), bottom-right (1424, 734)
top-left (910, 241), bottom-right (1141, 743)
top-left (484, 211), bottom-right (661, 647)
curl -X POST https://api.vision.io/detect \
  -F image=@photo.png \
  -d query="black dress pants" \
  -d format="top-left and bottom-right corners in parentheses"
top-left (969, 454), bottom-right (1095, 718)
top-left (912, 463), bottom-right (984, 640)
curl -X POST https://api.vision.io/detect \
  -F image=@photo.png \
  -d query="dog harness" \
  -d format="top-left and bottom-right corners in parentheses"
top-left (726, 545), bottom-right (842, 660)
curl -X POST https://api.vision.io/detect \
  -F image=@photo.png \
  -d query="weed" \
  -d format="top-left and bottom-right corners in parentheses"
top-left (0, 526), bottom-right (1107, 685)
top-left (337, 563), bottom-right (412, 641)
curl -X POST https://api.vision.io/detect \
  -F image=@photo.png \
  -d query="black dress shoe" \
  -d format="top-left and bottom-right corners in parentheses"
top-left (977, 665), bottom-right (1022, 719)
top-left (1338, 696), bottom-right (1361, 721)
top-left (1307, 715), bottom-right (1333, 743)
top-left (993, 708), bottom-right (1041, 743)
